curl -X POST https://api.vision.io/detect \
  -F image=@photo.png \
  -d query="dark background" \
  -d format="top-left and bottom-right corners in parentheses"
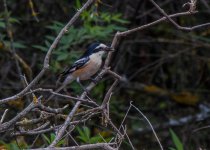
top-left (1, 0), bottom-right (210, 149)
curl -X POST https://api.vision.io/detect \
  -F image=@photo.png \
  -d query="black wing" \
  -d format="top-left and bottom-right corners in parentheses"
top-left (60, 56), bottom-right (90, 77)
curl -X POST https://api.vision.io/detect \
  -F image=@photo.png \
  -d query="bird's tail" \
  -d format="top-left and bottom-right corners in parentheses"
top-left (46, 75), bottom-right (75, 102)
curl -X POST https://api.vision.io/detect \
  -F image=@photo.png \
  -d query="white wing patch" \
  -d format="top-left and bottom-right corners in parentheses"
top-left (60, 56), bottom-right (90, 77)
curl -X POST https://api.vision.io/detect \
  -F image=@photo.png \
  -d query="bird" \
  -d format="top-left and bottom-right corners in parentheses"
top-left (47, 42), bottom-right (114, 101)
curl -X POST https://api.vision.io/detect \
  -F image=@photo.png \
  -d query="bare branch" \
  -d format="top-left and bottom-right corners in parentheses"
top-left (16, 114), bottom-right (52, 126)
top-left (183, 0), bottom-right (197, 12)
top-left (12, 125), bottom-right (61, 136)
top-left (0, 98), bottom-right (41, 132)
top-left (2, 0), bottom-right (210, 149)
top-left (31, 143), bottom-right (116, 150)
top-left (101, 79), bottom-right (118, 108)
top-left (0, 109), bottom-right (8, 124)
top-left (37, 104), bottom-right (69, 114)
top-left (0, 0), bottom-right (95, 104)
top-left (25, 88), bottom-right (98, 105)
top-left (33, 121), bottom-right (50, 131)
top-left (49, 101), bottom-right (82, 147)
top-left (130, 102), bottom-right (163, 150)
top-left (122, 126), bottom-right (135, 150)
top-left (149, 0), bottom-right (210, 31)
top-left (107, 70), bottom-right (122, 80)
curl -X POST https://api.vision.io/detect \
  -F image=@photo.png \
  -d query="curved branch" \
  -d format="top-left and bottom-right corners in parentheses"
top-left (0, 0), bottom-right (95, 104)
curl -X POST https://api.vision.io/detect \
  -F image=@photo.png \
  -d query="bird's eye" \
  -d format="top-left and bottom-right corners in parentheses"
top-left (94, 48), bottom-right (101, 53)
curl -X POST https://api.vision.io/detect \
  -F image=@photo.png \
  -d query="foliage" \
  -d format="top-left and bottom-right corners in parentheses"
top-left (169, 129), bottom-right (184, 150)
top-left (1, 0), bottom-right (210, 149)
top-left (33, 0), bottom-right (128, 72)
top-left (76, 126), bottom-right (112, 144)
top-left (0, 13), bottom-right (27, 50)
top-left (42, 133), bottom-right (66, 146)
top-left (0, 141), bottom-right (20, 150)
top-left (0, 138), bottom-right (28, 150)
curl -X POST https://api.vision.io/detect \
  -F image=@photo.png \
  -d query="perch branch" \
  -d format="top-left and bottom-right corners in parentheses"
top-left (0, 0), bottom-right (95, 104)
top-left (32, 143), bottom-right (116, 150)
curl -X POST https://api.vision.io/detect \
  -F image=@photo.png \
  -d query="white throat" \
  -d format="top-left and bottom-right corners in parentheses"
top-left (90, 51), bottom-right (105, 62)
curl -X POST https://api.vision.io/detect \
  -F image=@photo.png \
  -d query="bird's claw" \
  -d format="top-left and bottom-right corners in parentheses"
top-left (91, 75), bottom-right (102, 84)
top-left (91, 78), bottom-right (98, 84)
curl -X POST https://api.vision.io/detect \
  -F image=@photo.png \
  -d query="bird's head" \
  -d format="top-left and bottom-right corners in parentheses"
top-left (83, 42), bottom-right (114, 57)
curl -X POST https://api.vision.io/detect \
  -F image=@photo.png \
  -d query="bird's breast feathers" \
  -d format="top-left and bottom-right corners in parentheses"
top-left (71, 53), bottom-right (102, 80)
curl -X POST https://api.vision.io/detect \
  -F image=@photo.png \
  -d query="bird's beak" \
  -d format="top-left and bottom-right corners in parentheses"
top-left (104, 46), bottom-right (115, 52)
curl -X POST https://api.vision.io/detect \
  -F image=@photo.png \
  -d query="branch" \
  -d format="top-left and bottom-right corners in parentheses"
top-left (16, 114), bottom-right (53, 126)
top-left (118, 11), bottom-right (210, 37)
top-left (49, 100), bottom-right (82, 147)
top-left (0, 97), bottom-right (41, 132)
top-left (0, 0), bottom-right (95, 104)
top-left (0, 109), bottom-right (8, 124)
top-left (101, 79), bottom-right (118, 108)
top-left (31, 143), bottom-right (116, 150)
top-left (49, 37), bottom-right (120, 147)
top-left (13, 111), bottom-right (100, 136)
top-left (13, 125), bottom-right (61, 136)
top-left (48, 63), bottom-right (120, 147)
top-left (130, 102), bottom-right (163, 150)
top-left (37, 104), bottom-right (69, 114)
top-left (149, 0), bottom-right (210, 31)
top-left (25, 88), bottom-right (98, 105)
top-left (136, 104), bottom-right (210, 134)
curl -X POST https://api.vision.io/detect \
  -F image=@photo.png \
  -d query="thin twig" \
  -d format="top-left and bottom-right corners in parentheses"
top-left (12, 125), bottom-right (61, 136)
top-left (37, 104), bottom-right (69, 114)
top-left (101, 79), bottom-right (118, 108)
top-left (130, 102), bottom-right (163, 150)
top-left (122, 126), bottom-right (135, 150)
top-left (148, 0), bottom-right (210, 31)
top-left (49, 101), bottom-right (82, 147)
top-left (31, 143), bottom-right (116, 150)
top-left (119, 104), bottom-right (132, 131)
top-left (25, 88), bottom-right (97, 105)
top-left (0, 0), bottom-right (95, 104)
top-left (0, 109), bottom-right (9, 124)
top-left (0, 96), bottom-right (42, 132)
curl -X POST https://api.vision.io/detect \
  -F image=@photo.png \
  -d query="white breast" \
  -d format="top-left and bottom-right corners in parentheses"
top-left (78, 52), bottom-right (104, 80)
top-left (89, 51), bottom-right (104, 65)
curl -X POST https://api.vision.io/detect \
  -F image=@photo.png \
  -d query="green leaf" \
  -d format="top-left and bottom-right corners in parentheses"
top-left (89, 135), bottom-right (102, 143)
top-left (77, 127), bottom-right (85, 138)
top-left (169, 129), bottom-right (184, 150)
top-left (50, 133), bottom-right (56, 142)
top-left (42, 134), bottom-right (51, 144)
top-left (9, 17), bottom-right (20, 24)
top-left (0, 22), bottom-right (5, 28)
top-left (45, 40), bottom-right (51, 47)
top-left (33, 45), bottom-right (48, 52)
top-left (83, 127), bottom-right (90, 140)
top-left (57, 53), bottom-right (68, 61)
top-left (169, 147), bottom-right (177, 150)
top-left (76, 126), bottom-right (91, 143)
top-left (45, 35), bottom-right (55, 41)
top-left (75, 0), bottom-right (82, 9)
top-left (57, 139), bottom-right (65, 146)
top-left (53, 21), bottom-right (64, 27)
top-left (13, 42), bottom-right (27, 49)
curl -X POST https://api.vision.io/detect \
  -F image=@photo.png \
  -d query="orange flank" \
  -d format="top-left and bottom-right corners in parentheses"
top-left (72, 59), bottom-right (101, 80)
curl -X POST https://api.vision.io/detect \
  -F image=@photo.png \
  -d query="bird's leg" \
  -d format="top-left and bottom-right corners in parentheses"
top-left (90, 77), bottom-right (98, 84)
top-left (76, 77), bottom-right (89, 94)
top-left (91, 74), bottom-right (103, 84)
